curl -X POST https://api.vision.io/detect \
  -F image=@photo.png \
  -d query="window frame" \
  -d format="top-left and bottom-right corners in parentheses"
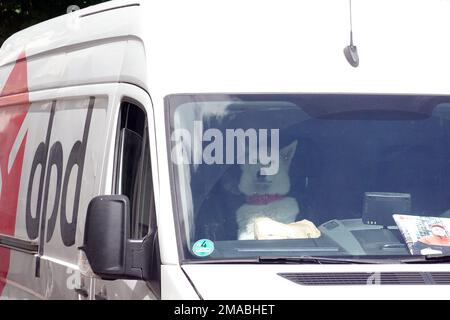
top-left (165, 93), bottom-right (450, 263)
top-left (112, 97), bottom-right (161, 297)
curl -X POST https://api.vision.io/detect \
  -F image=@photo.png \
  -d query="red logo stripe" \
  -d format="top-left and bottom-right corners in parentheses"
top-left (0, 52), bottom-right (30, 295)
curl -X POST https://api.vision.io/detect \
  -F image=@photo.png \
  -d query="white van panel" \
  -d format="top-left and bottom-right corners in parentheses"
top-left (1, 252), bottom-right (44, 300)
top-left (161, 265), bottom-right (199, 300)
top-left (0, 96), bottom-right (109, 299)
top-left (0, 1), bottom-right (141, 67)
top-left (15, 97), bottom-right (107, 257)
top-left (183, 264), bottom-right (450, 300)
top-left (0, 39), bottom-right (147, 97)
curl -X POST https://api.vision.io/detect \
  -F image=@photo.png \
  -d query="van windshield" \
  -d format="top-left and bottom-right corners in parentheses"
top-left (166, 94), bottom-right (450, 262)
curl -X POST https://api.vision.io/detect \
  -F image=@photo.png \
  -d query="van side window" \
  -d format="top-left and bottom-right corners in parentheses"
top-left (116, 102), bottom-right (155, 240)
top-left (134, 132), bottom-right (156, 239)
top-left (116, 100), bottom-right (160, 297)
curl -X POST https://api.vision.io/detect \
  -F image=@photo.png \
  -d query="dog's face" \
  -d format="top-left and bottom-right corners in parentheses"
top-left (238, 141), bottom-right (298, 196)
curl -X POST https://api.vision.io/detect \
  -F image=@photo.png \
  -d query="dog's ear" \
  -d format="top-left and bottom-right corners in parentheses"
top-left (280, 140), bottom-right (298, 167)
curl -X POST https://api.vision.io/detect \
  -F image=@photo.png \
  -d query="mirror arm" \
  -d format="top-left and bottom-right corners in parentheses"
top-left (125, 236), bottom-right (154, 281)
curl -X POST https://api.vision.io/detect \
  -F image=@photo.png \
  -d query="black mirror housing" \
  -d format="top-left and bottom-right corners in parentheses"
top-left (83, 195), bottom-right (153, 281)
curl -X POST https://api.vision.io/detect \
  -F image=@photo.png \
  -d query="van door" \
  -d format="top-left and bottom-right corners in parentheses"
top-left (93, 91), bottom-right (160, 300)
top-left (0, 89), bottom-right (111, 299)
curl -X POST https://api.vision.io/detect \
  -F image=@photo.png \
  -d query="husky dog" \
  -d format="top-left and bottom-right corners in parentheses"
top-left (236, 141), bottom-right (299, 240)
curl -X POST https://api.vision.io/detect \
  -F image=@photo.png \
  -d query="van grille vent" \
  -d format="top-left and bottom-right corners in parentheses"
top-left (278, 272), bottom-right (450, 285)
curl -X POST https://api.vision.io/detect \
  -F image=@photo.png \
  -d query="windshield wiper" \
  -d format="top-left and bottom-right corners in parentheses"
top-left (258, 256), bottom-right (387, 264)
top-left (187, 256), bottom-right (406, 265)
top-left (400, 254), bottom-right (450, 264)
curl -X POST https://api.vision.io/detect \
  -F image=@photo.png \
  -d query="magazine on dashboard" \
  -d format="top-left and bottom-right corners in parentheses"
top-left (393, 214), bottom-right (450, 255)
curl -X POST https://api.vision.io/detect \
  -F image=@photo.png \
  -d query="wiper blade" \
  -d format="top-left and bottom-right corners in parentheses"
top-left (401, 254), bottom-right (450, 264)
top-left (187, 258), bottom-right (260, 264)
top-left (258, 256), bottom-right (386, 264)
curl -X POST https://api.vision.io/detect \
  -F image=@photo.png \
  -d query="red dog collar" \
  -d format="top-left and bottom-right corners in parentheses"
top-left (246, 194), bottom-right (284, 205)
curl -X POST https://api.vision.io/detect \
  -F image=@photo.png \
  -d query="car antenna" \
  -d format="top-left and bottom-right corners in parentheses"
top-left (67, 5), bottom-right (81, 14)
top-left (343, 0), bottom-right (359, 67)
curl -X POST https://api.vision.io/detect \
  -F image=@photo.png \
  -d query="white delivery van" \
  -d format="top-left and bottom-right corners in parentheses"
top-left (2, 0), bottom-right (450, 300)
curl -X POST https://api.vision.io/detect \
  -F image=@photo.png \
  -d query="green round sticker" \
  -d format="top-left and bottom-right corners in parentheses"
top-left (192, 239), bottom-right (215, 257)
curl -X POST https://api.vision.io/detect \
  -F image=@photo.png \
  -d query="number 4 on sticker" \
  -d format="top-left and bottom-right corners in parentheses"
top-left (192, 239), bottom-right (215, 257)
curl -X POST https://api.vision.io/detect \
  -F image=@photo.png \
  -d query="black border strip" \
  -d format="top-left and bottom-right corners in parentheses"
top-left (164, 96), bottom-right (188, 264)
top-left (0, 234), bottom-right (38, 255)
top-left (80, 3), bottom-right (140, 18)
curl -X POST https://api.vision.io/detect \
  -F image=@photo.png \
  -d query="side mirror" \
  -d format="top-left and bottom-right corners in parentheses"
top-left (82, 195), bottom-right (154, 281)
